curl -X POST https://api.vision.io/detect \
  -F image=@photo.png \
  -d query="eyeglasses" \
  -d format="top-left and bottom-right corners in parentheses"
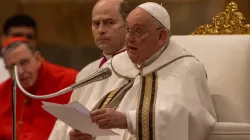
top-left (11, 33), bottom-right (35, 40)
top-left (119, 25), bottom-right (164, 38)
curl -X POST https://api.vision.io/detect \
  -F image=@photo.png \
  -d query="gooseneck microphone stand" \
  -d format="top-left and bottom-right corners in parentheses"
top-left (11, 65), bottom-right (112, 140)
top-left (12, 72), bottom-right (17, 140)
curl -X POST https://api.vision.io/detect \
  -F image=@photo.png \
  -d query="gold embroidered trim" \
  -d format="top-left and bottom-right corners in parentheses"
top-left (105, 81), bottom-right (133, 109)
top-left (93, 81), bottom-right (133, 110)
top-left (136, 72), bottom-right (157, 140)
top-left (141, 75), bottom-right (152, 140)
top-left (94, 85), bottom-right (125, 110)
top-left (100, 88), bottom-right (121, 108)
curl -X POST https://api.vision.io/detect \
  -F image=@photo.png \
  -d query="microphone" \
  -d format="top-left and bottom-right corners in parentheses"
top-left (71, 66), bottom-right (111, 90)
top-left (11, 67), bottom-right (111, 140)
top-left (11, 75), bottom-right (17, 140)
top-left (12, 66), bottom-right (112, 99)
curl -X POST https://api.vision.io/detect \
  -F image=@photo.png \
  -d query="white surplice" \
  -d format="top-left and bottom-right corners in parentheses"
top-left (48, 58), bottom-right (102, 140)
top-left (0, 57), bottom-right (9, 84)
top-left (49, 48), bottom-right (126, 140)
top-left (49, 41), bottom-right (216, 140)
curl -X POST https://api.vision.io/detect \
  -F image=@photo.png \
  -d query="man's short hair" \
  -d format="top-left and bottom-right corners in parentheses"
top-left (3, 14), bottom-right (37, 35)
top-left (119, 0), bottom-right (131, 21)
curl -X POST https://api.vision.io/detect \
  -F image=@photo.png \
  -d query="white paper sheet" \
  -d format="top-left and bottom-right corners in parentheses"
top-left (42, 101), bottom-right (118, 137)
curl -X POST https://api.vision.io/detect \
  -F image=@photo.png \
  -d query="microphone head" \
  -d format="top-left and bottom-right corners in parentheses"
top-left (71, 67), bottom-right (112, 90)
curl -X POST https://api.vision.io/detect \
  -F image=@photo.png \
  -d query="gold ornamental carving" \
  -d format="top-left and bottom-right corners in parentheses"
top-left (192, 1), bottom-right (250, 34)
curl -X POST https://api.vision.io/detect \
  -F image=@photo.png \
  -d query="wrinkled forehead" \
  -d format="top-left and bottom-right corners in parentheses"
top-left (126, 8), bottom-right (156, 29)
top-left (3, 43), bottom-right (33, 63)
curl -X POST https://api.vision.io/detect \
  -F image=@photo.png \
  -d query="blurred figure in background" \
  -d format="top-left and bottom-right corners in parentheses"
top-left (0, 14), bottom-right (78, 140)
top-left (0, 14), bottom-right (37, 84)
top-left (49, 0), bottom-right (131, 139)
top-left (1, 14), bottom-right (37, 48)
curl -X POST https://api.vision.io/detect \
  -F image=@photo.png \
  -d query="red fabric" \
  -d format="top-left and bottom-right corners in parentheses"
top-left (0, 61), bottom-right (78, 140)
top-left (2, 37), bottom-right (28, 49)
top-left (99, 56), bottom-right (107, 68)
top-left (99, 49), bottom-right (126, 68)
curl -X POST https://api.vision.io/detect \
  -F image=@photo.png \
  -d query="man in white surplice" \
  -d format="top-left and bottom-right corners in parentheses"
top-left (49, 0), bottom-right (130, 139)
top-left (51, 2), bottom-right (216, 140)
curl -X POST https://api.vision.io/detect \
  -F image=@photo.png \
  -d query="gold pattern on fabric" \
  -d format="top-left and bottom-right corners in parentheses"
top-left (136, 73), bottom-right (157, 140)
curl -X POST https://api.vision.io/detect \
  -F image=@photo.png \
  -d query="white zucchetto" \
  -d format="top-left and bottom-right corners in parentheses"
top-left (138, 2), bottom-right (171, 30)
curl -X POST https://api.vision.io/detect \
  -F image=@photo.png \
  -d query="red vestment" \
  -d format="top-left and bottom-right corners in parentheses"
top-left (0, 61), bottom-right (78, 140)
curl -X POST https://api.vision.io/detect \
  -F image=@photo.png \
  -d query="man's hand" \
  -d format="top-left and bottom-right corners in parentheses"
top-left (90, 108), bottom-right (127, 129)
top-left (69, 129), bottom-right (92, 140)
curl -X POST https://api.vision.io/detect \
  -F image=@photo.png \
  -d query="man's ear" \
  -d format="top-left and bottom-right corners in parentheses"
top-left (34, 51), bottom-right (42, 60)
top-left (158, 30), bottom-right (167, 41)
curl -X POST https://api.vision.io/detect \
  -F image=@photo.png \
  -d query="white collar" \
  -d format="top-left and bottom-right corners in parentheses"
top-left (111, 41), bottom-right (191, 78)
top-left (103, 47), bottom-right (126, 60)
top-left (135, 45), bottom-right (167, 69)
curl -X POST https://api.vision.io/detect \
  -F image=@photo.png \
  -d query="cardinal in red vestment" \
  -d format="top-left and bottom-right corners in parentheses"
top-left (0, 37), bottom-right (78, 140)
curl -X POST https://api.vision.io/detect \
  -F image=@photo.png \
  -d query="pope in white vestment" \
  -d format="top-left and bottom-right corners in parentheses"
top-left (49, 0), bottom-right (130, 139)
top-left (50, 41), bottom-right (216, 140)
top-left (49, 2), bottom-right (216, 140)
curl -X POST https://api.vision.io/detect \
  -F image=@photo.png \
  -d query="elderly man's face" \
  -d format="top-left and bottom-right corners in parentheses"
top-left (92, 0), bottom-right (126, 55)
top-left (3, 43), bottom-right (41, 88)
top-left (125, 8), bottom-right (165, 65)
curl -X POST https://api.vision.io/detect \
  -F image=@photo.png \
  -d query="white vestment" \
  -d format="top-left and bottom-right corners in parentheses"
top-left (0, 57), bottom-right (9, 84)
top-left (49, 47), bottom-right (126, 140)
top-left (49, 41), bottom-right (216, 140)
top-left (49, 58), bottom-right (102, 139)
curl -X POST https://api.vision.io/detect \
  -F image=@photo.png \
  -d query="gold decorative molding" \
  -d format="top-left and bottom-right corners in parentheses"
top-left (192, 1), bottom-right (250, 35)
